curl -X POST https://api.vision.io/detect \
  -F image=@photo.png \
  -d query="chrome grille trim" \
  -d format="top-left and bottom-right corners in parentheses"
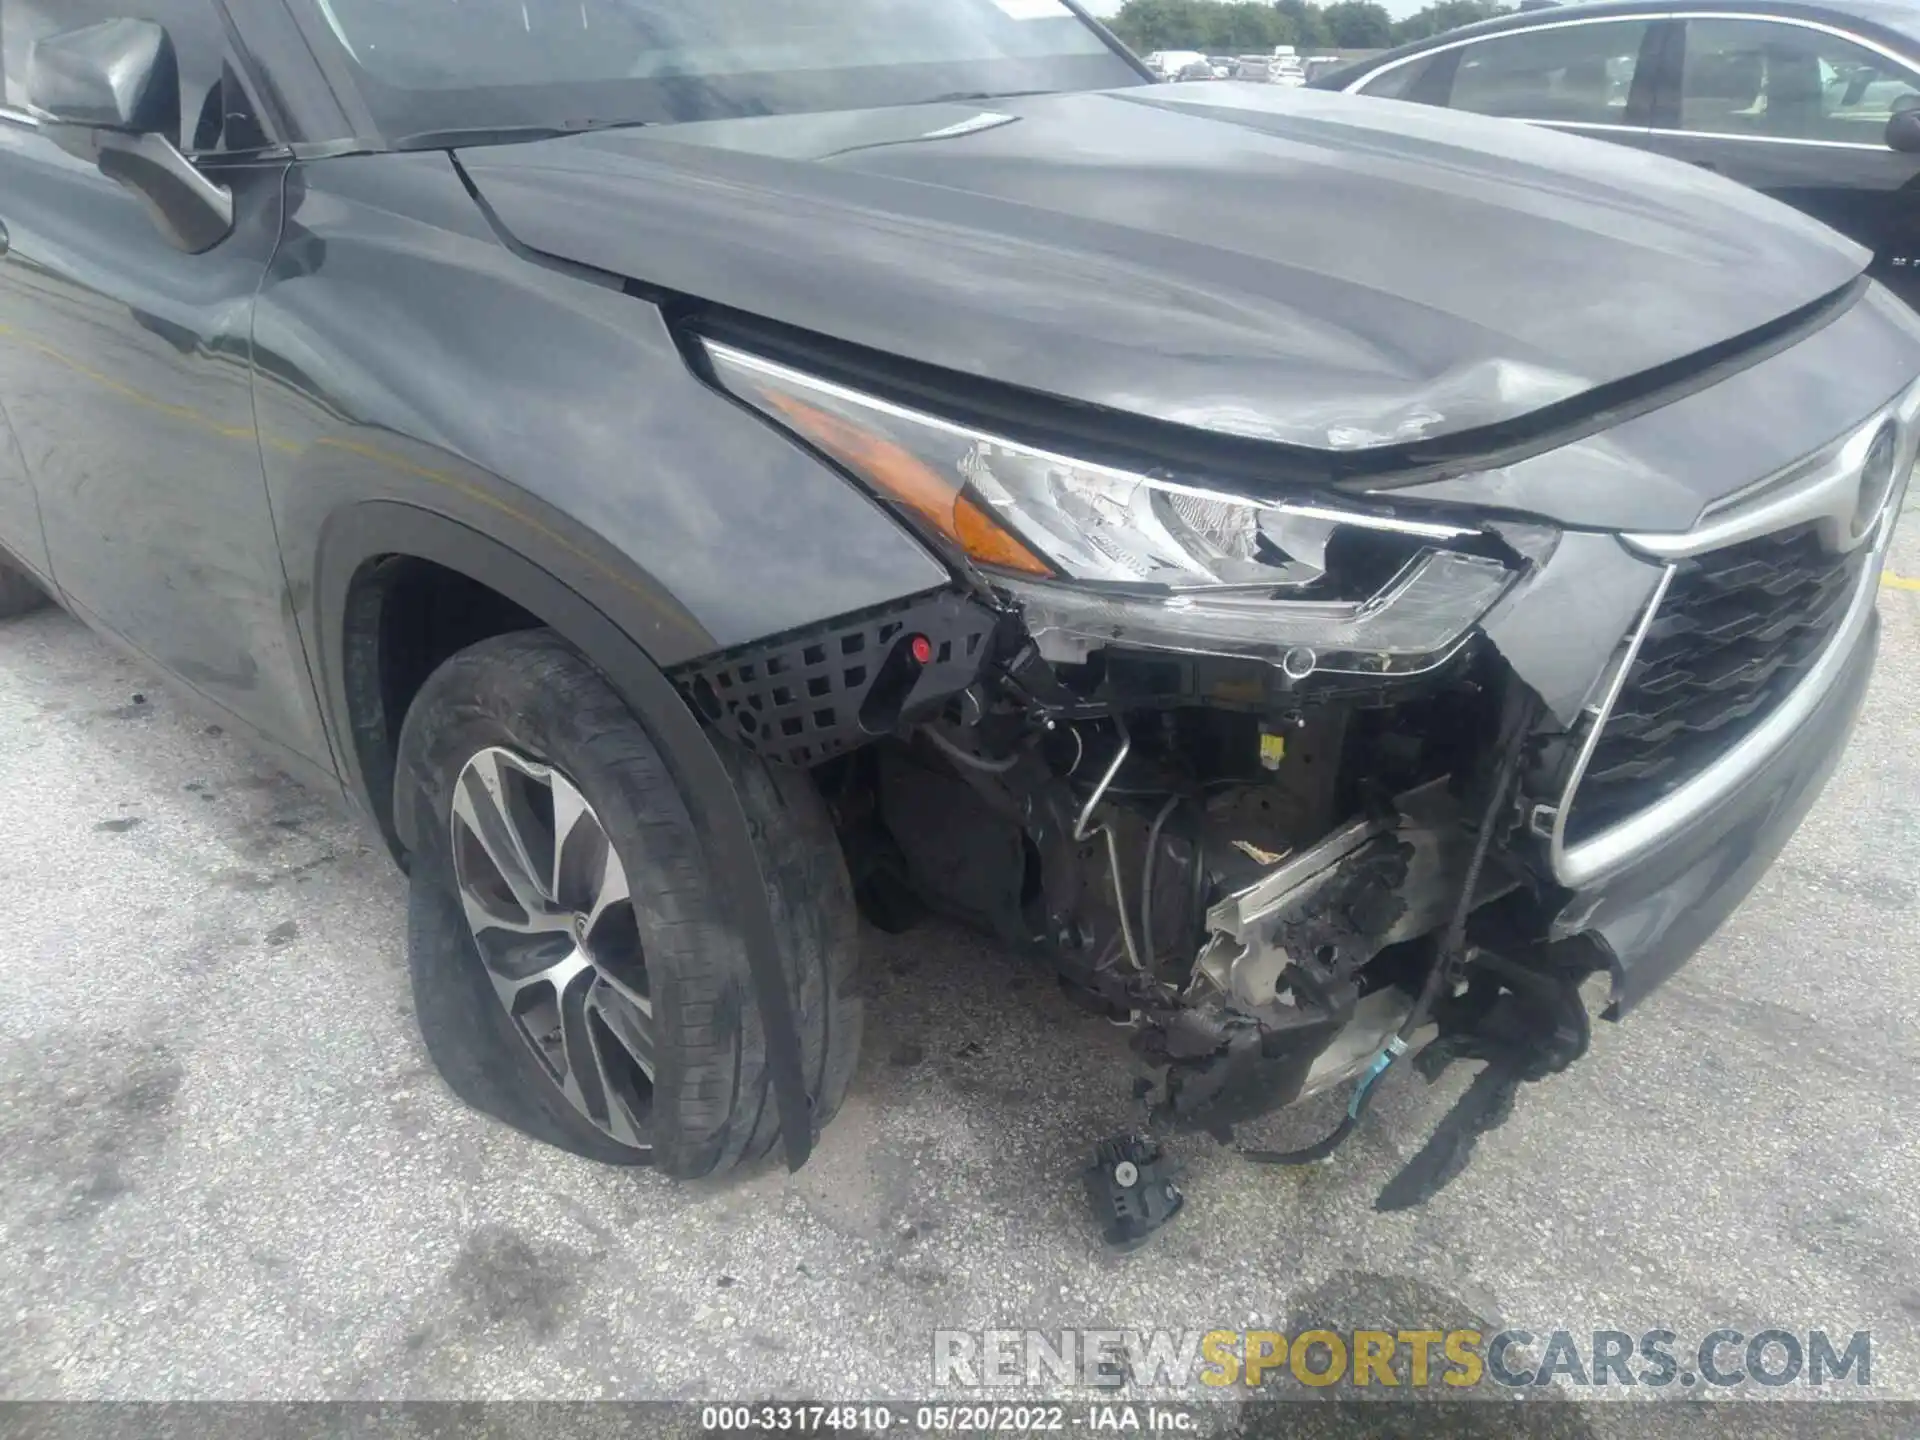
top-left (1548, 388), bottom-right (1916, 890)
top-left (1624, 381), bottom-right (1920, 561)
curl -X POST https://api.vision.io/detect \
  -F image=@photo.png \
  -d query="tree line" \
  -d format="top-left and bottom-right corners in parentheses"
top-left (1103, 0), bottom-right (1513, 53)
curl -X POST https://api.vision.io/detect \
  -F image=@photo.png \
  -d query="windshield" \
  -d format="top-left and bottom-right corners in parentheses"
top-left (309, 0), bottom-right (1144, 139)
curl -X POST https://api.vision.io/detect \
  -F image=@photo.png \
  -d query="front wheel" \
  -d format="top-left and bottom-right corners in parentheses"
top-left (395, 629), bottom-right (861, 1178)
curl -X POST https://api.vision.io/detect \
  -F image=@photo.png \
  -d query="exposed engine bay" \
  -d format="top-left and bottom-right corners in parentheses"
top-left (679, 539), bottom-right (1610, 1214)
top-left (826, 619), bottom-right (1593, 1150)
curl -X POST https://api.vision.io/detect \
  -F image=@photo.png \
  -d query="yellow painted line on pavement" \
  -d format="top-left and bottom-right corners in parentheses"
top-left (1886, 572), bottom-right (1920, 592)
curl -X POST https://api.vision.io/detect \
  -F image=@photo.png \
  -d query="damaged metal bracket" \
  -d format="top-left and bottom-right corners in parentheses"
top-left (1193, 777), bottom-right (1461, 1015)
top-left (1204, 812), bottom-right (1384, 944)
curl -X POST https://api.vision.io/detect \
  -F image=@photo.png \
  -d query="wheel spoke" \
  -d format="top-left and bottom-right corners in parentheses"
top-left (553, 960), bottom-right (608, 1119)
top-left (580, 844), bottom-right (648, 1009)
top-left (582, 842), bottom-right (632, 939)
top-left (458, 887), bottom-right (571, 941)
top-left (492, 945), bottom-right (607, 1121)
top-left (588, 977), bottom-right (657, 1079)
top-left (587, 1035), bottom-right (645, 1146)
top-left (452, 779), bottom-right (547, 926)
top-left (488, 943), bottom-right (593, 1012)
top-left (469, 750), bottom-right (554, 906)
top-left (548, 774), bottom-right (597, 911)
top-left (584, 987), bottom-right (650, 1147)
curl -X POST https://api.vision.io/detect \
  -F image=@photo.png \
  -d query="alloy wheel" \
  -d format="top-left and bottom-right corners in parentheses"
top-left (449, 746), bottom-right (653, 1148)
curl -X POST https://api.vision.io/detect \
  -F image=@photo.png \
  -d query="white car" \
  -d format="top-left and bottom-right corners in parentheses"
top-left (1142, 49), bottom-right (1207, 81)
top-left (1268, 45), bottom-right (1308, 85)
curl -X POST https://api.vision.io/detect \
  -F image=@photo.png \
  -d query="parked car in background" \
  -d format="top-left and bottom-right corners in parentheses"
top-left (1235, 53), bottom-right (1277, 80)
top-left (0, 0), bottom-right (1914, 1209)
top-left (1208, 56), bottom-right (1235, 79)
top-left (1142, 48), bottom-right (1208, 81)
top-left (1312, 0), bottom-right (1920, 302)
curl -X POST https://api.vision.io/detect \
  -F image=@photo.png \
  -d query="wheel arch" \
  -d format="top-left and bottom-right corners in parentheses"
top-left (313, 499), bottom-right (818, 1168)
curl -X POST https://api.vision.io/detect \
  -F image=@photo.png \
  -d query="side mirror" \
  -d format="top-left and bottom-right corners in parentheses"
top-left (27, 19), bottom-right (233, 253)
top-left (1887, 96), bottom-right (1920, 154)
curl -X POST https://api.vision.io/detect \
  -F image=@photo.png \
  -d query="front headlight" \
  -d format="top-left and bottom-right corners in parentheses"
top-left (702, 340), bottom-right (1520, 677)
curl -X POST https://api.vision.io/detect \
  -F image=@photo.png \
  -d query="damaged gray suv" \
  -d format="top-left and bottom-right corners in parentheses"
top-left (0, 0), bottom-right (1912, 1203)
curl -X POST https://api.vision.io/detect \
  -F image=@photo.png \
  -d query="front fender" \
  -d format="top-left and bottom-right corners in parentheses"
top-left (254, 149), bottom-right (947, 670)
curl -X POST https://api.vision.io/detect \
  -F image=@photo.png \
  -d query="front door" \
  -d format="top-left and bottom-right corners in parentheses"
top-left (1651, 15), bottom-right (1920, 304)
top-left (0, 2), bottom-right (331, 766)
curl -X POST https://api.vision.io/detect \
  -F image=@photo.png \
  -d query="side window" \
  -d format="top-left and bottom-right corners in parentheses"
top-left (1679, 19), bottom-right (1920, 144)
top-left (1359, 55), bottom-right (1439, 102)
top-left (0, 1), bottom-right (258, 151)
top-left (1447, 21), bottom-right (1652, 124)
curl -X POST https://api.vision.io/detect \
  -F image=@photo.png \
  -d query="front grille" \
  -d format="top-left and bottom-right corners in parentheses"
top-left (1564, 523), bottom-right (1868, 844)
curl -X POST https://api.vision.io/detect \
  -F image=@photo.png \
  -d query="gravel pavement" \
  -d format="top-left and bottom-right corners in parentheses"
top-left (1, 508), bottom-right (1917, 1421)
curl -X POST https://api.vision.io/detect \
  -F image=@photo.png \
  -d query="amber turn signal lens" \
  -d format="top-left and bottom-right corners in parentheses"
top-left (759, 390), bottom-right (1052, 577)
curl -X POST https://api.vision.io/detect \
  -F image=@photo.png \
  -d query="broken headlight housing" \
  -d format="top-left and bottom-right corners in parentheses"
top-left (703, 340), bottom-right (1518, 677)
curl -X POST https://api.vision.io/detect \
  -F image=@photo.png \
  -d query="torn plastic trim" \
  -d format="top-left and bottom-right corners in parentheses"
top-left (1551, 613), bottom-right (1876, 1021)
top-left (1528, 566), bottom-right (1672, 884)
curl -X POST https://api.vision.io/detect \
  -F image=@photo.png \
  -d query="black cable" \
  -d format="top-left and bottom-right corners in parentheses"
top-left (1185, 798), bottom-right (1208, 951)
top-left (919, 725), bottom-right (1022, 773)
top-left (1243, 1112), bottom-right (1359, 1167)
top-left (1139, 793), bottom-right (1182, 972)
top-left (1399, 687), bottom-right (1541, 1046)
top-left (1241, 686), bottom-right (1541, 1168)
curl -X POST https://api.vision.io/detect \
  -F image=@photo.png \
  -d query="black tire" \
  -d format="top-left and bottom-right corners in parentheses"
top-left (395, 629), bottom-right (861, 1178)
top-left (0, 553), bottom-right (48, 619)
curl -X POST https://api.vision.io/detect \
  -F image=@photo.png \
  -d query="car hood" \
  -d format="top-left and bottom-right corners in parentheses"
top-left (458, 83), bottom-right (1867, 454)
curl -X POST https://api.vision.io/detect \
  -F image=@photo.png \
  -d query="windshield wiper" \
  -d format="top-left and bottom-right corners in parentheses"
top-left (391, 119), bottom-right (651, 151)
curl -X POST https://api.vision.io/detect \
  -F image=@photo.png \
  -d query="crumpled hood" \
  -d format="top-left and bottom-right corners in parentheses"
top-left (458, 83), bottom-right (1867, 452)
